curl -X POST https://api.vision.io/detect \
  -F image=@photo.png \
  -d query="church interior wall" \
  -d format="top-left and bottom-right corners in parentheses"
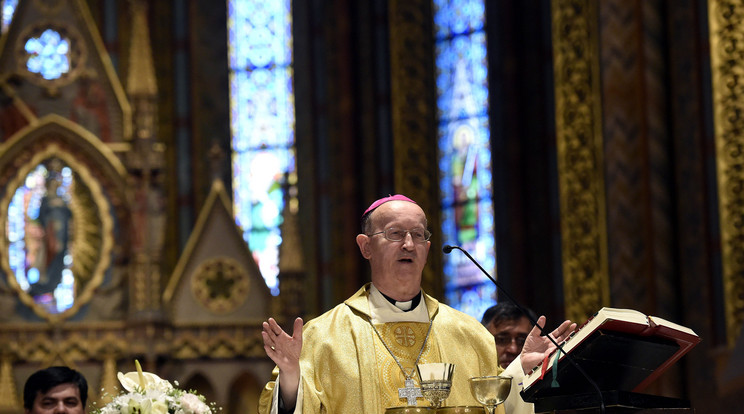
top-left (0, 0), bottom-right (742, 413)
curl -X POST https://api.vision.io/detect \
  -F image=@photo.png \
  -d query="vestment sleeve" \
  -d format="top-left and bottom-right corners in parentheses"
top-left (501, 356), bottom-right (535, 414)
top-left (257, 368), bottom-right (306, 414)
top-left (502, 356), bottom-right (534, 414)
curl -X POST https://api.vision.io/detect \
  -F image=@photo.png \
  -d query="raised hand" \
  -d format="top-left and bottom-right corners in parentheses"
top-left (262, 317), bottom-right (304, 409)
top-left (519, 315), bottom-right (577, 374)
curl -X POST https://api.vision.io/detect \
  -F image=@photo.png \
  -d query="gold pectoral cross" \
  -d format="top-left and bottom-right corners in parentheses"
top-left (398, 378), bottom-right (422, 405)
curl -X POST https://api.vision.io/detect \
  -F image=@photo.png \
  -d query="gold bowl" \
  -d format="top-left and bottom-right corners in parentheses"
top-left (437, 406), bottom-right (486, 413)
top-left (385, 407), bottom-right (435, 414)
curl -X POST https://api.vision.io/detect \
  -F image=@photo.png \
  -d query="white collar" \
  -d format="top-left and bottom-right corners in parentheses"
top-left (368, 284), bottom-right (429, 323)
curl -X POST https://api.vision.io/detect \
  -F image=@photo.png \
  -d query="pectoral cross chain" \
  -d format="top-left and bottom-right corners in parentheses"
top-left (398, 378), bottom-right (423, 405)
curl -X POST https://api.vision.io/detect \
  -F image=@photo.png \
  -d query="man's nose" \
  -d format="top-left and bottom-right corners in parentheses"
top-left (401, 232), bottom-right (415, 249)
top-left (53, 402), bottom-right (68, 414)
top-left (506, 341), bottom-right (520, 353)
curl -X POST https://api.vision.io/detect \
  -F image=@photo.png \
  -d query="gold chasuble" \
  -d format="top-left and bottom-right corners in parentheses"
top-left (258, 284), bottom-right (527, 414)
top-left (372, 321), bottom-right (437, 408)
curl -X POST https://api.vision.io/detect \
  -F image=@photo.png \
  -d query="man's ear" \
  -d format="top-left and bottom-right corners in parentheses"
top-left (356, 234), bottom-right (372, 259)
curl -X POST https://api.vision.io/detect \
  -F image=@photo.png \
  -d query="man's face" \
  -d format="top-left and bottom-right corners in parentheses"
top-left (356, 201), bottom-right (431, 300)
top-left (487, 316), bottom-right (533, 369)
top-left (26, 383), bottom-right (84, 414)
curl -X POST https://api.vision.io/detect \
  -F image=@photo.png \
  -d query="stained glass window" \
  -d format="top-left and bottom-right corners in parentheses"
top-left (7, 163), bottom-right (76, 313)
top-left (228, 0), bottom-right (295, 295)
top-left (25, 29), bottom-right (71, 80)
top-left (1, 0), bottom-right (17, 33)
top-left (434, 0), bottom-right (496, 319)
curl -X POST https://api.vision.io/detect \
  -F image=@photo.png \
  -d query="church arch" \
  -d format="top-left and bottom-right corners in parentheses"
top-left (0, 114), bottom-right (130, 322)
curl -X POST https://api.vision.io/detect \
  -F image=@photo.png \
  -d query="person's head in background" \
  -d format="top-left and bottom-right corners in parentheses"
top-left (24, 366), bottom-right (88, 414)
top-left (481, 301), bottom-right (538, 369)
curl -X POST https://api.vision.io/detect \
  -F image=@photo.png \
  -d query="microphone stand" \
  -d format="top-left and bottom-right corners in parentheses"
top-left (443, 244), bottom-right (606, 414)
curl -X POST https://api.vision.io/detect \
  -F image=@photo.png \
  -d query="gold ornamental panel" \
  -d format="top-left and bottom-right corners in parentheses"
top-left (388, 0), bottom-right (441, 298)
top-left (708, 0), bottom-right (744, 346)
top-left (0, 143), bottom-right (114, 322)
top-left (551, 0), bottom-right (610, 322)
top-left (191, 257), bottom-right (250, 314)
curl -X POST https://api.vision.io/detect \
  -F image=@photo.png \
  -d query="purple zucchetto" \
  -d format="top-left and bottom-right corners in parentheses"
top-left (362, 194), bottom-right (417, 217)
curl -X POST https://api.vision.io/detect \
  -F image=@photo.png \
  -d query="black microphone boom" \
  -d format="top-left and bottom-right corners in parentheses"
top-left (442, 244), bottom-right (537, 326)
top-left (442, 244), bottom-right (606, 414)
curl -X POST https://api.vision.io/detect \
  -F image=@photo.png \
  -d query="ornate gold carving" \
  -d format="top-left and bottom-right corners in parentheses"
top-left (0, 143), bottom-right (114, 322)
top-left (0, 322), bottom-right (267, 368)
top-left (551, 0), bottom-right (610, 322)
top-left (191, 257), bottom-right (250, 315)
top-left (388, 0), bottom-right (442, 298)
top-left (708, 0), bottom-right (744, 346)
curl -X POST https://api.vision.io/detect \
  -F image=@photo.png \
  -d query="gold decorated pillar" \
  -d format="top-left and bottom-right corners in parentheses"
top-left (551, 0), bottom-right (610, 322)
top-left (388, 0), bottom-right (442, 298)
top-left (708, 0), bottom-right (744, 347)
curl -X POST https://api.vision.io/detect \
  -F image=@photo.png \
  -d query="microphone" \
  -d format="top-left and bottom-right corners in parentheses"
top-left (443, 244), bottom-right (606, 414)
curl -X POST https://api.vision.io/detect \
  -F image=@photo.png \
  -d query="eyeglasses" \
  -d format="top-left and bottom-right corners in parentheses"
top-left (367, 227), bottom-right (432, 244)
top-left (494, 334), bottom-right (527, 348)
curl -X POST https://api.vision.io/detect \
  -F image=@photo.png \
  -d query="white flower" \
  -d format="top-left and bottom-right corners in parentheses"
top-left (117, 372), bottom-right (172, 393)
top-left (179, 393), bottom-right (211, 414)
top-left (94, 361), bottom-right (216, 414)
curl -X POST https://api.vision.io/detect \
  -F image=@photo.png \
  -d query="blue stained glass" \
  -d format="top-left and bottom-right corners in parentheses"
top-left (25, 29), bottom-right (71, 80)
top-left (1, 0), bottom-right (17, 33)
top-left (229, 0), bottom-right (295, 295)
top-left (435, 0), bottom-right (495, 319)
top-left (231, 67), bottom-right (295, 151)
top-left (7, 164), bottom-right (76, 313)
top-left (229, 0), bottom-right (291, 69)
top-left (433, 0), bottom-right (485, 39)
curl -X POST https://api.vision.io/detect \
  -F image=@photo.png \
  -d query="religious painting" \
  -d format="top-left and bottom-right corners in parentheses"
top-left (1, 147), bottom-right (114, 321)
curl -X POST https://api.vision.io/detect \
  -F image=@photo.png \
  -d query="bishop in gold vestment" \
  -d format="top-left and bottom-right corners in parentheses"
top-left (259, 195), bottom-right (574, 414)
top-left (258, 284), bottom-right (530, 414)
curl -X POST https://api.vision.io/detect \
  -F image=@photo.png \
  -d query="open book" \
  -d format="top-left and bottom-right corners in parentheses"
top-left (520, 307), bottom-right (700, 402)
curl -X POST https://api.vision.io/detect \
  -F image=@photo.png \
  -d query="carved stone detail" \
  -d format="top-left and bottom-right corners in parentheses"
top-left (191, 257), bottom-right (250, 315)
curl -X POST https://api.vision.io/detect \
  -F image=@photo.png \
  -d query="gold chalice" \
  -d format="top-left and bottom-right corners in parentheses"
top-left (416, 363), bottom-right (455, 409)
top-left (468, 376), bottom-right (511, 414)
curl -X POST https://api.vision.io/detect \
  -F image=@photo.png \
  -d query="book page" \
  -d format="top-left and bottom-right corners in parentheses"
top-left (648, 315), bottom-right (698, 337)
top-left (594, 307), bottom-right (648, 325)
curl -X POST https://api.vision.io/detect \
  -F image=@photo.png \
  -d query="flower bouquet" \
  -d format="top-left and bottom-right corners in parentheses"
top-left (94, 361), bottom-right (214, 414)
